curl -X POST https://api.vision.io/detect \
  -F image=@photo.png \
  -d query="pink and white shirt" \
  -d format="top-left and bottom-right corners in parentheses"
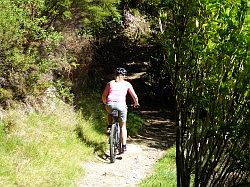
top-left (103, 80), bottom-right (133, 104)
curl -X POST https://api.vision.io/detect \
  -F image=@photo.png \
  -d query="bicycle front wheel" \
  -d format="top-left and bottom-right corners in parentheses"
top-left (110, 124), bottom-right (117, 163)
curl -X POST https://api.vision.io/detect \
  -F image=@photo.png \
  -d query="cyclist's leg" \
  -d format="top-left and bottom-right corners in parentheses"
top-left (120, 121), bottom-right (127, 149)
top-left (105, 103), bottom-right (114, 134)
top-left (117, 103), bottom-right (128, 151)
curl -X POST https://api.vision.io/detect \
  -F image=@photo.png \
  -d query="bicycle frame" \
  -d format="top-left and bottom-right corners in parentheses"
top-left (109, 109), bottom-right (121, 163)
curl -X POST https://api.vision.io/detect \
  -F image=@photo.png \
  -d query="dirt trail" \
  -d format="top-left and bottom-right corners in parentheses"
top-left (76, 108), bottom-right (175, 187)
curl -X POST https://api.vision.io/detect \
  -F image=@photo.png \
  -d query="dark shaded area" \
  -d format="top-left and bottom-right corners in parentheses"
top-left (131, 107), bottom-right (176, 150)
top-left (86, 37), bottom-right (154, 89)
top-left (128, 76), bottom-right (175, 110)
top-left (233, 183), bottom-right (250, 187)
top-left (83, 36), bottom-right (175, 110)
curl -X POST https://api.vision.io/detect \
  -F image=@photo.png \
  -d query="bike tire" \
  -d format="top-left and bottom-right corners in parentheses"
top-left (116, 125), bottom-right (122, 154)
top-left (110, 124), bottom-right (117, 163)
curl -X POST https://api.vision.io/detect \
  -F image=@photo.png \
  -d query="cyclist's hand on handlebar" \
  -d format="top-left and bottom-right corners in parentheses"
top-left (133, 103), bottom-right (140, 108)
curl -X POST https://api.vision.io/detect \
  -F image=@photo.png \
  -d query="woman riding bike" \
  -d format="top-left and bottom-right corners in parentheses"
top-left (102, 67), bottom-right (139, 153)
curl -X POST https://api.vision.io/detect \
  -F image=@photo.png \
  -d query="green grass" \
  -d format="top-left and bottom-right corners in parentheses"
top-left (139, 146), bottom-right (177, 187)
top-left (0, 98), bottom-right (104, 186)
top-left (127, 112), bottom-right (144, 135)
top-left (0, 94), bottom-right (144, 186)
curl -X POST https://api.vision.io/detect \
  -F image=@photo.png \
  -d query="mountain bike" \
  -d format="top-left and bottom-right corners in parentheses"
top-left (108, 104), bottom-right (139, 163)
top-left (109, 109), bottom-right (122, 163)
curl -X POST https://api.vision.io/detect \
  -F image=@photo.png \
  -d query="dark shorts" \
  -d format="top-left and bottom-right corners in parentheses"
top-left (105, 102), bottom-right (127, 122)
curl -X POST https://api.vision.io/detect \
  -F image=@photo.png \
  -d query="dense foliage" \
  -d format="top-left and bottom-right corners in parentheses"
top-left (0, 0), bottom-right (122, 106)
top-left (0, 0), bottom-right (55, 105)
top-left (152, 0), bottom-right (249, 186)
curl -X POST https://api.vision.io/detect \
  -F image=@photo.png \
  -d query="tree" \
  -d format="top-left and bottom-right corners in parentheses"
top-left (0, 0), bottom-right (62, 106)
top-left (0, 0), bottom-right (124, 105)
top-left (152, 0), bottom-right (249, 186)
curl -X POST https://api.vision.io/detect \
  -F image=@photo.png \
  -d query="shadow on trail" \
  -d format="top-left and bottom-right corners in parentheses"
top-left (75, 125), bottom-right (107, 153)
top-left (130, 107), bottom-right (176, 150)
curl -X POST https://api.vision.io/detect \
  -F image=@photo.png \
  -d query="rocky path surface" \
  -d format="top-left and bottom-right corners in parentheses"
top-left (76, 108), bottom-right (176, 187)
top-left (77, 141), bottom-right (165, 187)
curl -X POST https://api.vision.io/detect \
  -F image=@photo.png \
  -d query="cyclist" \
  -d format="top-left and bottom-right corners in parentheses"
top-left (102, 67), bottom-right (139, 153)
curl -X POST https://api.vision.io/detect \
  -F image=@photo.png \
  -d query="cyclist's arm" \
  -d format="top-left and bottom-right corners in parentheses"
top-left (102, 83), bottom-right (110, 104)
top-left (128, 86), bottom-right (139, 106)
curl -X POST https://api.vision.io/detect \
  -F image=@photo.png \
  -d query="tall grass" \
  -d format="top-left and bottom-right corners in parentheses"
top-left (139, 146), bottom-right (177, 187)
top-left (0, 98), bottom-right (105, 186)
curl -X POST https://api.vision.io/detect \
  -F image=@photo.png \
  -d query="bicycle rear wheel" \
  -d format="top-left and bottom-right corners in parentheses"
top-left (110, 124), bottom-right (117, 163)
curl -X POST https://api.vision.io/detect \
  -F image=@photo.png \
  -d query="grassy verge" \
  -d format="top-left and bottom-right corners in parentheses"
top-left (0, 98), bottom-right (105, 186)
top-left (139, 146), bottom-right (177, 187)
top-left (0, 93), bottom-right (144, 186)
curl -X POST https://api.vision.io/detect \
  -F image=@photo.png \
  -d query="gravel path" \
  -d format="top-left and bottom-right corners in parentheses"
top-left (76, 138), bottom-right (165, 187)
top-left (76, 109), bottom-right (175, 187)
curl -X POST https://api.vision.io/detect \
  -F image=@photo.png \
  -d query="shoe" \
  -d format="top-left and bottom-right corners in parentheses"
top-left (122, 145), bottom-right (127, 153)
top-left (106, 125), bottom-right (111, 135)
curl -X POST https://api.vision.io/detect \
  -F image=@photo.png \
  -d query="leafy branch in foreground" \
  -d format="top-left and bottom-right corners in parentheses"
top-left (157, 0), bottom-right (249, 186)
